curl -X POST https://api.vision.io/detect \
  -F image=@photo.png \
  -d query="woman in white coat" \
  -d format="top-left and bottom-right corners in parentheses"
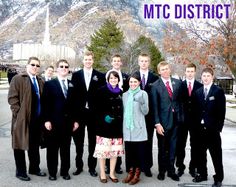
top-left (122, 72), bottom-right (149, 185)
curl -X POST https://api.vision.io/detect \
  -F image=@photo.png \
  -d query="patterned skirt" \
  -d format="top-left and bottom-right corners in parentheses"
top-left (93, 136), bottom-right (124, 159)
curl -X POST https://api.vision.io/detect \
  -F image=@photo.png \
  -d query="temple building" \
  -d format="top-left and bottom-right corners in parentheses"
top-left (12, 2), bottom-right (76, 65)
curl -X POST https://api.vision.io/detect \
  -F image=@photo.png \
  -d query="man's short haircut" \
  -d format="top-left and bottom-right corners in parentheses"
top-left (84, 51), bottom-right (94, 58)
top-left (157, 61), bottom-right (169, 71)
top-left (46, 65), bottom-right (54, 70)
top-left (28, 57), bottom-right (40, 64)
top-left (138, 53), bottom-right (150, 61)
top-left (186, 63), bottom-right (196, 70)
top-left (201, 67), bottom-right (214, 76)
top-left (111, 54), bottom-right (121, 61)
top-left (56, 59), bottom-right (69, 68)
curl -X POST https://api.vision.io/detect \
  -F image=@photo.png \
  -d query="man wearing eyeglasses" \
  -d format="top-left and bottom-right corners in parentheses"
top-left (41, 59), bottom-right (79, 181)
top-left (8, 56), bottom-right (46, 181)
top-left (71, 51), bottom-right (106, 177)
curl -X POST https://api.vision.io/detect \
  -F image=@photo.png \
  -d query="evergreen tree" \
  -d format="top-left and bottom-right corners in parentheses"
top-left (131, 35), bottom-right (164, 73)
top-left (87, 18), bottom-right (124, 71)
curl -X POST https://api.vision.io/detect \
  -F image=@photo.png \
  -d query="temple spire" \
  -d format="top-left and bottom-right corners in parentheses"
top-left (42, 1), bottom-right (51, 45)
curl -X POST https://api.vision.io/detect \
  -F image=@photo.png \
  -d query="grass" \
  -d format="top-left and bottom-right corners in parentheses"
top-left (0, 71), bottom-right (7, 78)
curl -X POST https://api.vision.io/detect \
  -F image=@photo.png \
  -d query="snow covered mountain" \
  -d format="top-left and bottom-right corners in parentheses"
top-left (0, 0), bottom-right (167, 60)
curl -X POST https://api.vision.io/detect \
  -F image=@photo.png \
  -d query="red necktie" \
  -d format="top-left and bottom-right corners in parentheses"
top-left (188, 82), bottom-right (192, 96)
top-left (166, 81), bottom-right (173, 98)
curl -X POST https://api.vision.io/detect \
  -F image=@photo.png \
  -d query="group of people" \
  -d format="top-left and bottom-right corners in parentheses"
top-left (8, 51), bottom-right (226, 187)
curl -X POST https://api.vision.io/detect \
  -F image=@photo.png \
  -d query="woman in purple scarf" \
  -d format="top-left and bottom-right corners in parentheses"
top-left (93, 70), bottom-right (124, 183)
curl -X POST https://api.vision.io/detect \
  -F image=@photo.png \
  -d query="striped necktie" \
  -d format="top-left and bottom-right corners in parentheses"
top-left (62, 80), bottom-right (68, 98)
top-left (166, 81), bottom-right (173, 98)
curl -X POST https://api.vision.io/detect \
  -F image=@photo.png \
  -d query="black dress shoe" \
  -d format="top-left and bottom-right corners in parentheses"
top-left (167, 173), bottom-right (180, 181)
top-left (115, 168), bottom-right (123, 174)
top-left (177, 170), bottom-right (184, 177)
top-left (62, 175), bottom-right (71, 180)
top-left (89, 170), bottom-right (98, 177)
top-left (212, 181), bottom-right (222, 187)
top-left (16, 174), bottom-right (31, 181)
top-left (144, 169), bottom-right (153, 177)
top-left (49, 176), bottom-right (57, 181)
top-left (29, 171), bottom-right (46, 177)
top-left (189, 169), bottom-right (196, 177)
top-left (73, 169), bottom-right (83, 175)
top-left (192, 174), bottom-right (207, 182)
top-left (157, 173), bottom-right (165, 180)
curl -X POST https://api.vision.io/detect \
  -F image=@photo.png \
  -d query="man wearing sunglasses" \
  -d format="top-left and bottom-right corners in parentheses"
top-left (41, 59), bottom-right (79, 181)
top-left (8, 56), bottom-right (46, 181)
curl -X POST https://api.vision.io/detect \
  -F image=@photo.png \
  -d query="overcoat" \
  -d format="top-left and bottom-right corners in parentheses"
top-left (8, 72), bottom-right (44, 150)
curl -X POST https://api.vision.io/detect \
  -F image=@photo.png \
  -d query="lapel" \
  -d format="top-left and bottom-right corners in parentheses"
top-left (88, 69), bottom-right (95, 91)
top-left (159, 78), bottom-right (171, 99)
top-left (80, 69), bottom-right (87, 92)
top-left (171, 78), bottom-right (176, 98)
top-left (55, 78), bottom-right (66, 99)
top-left (206, 84), bottom-right (214, 101)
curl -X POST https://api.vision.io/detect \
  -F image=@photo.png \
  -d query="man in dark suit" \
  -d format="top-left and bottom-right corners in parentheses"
top-left (151, 61), bottom-right (182, 181)
top-left (175, 63), bottom-right (202, 177)
top-left (8, 57), bottom-right (46, 181)
top-left (105, 54), bottom-right (129, 174)
top-left (192, 67), bottom-right (226, 187)
top-left (134, 53), bottom-right (159, 177)
top-left (42, 59), bottom-right (79, 181)
top-left (71, 51), bottom-right (106, 177)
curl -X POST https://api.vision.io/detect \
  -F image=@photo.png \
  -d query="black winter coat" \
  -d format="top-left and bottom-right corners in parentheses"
top-left (95, 85), bottom-right (123, 138)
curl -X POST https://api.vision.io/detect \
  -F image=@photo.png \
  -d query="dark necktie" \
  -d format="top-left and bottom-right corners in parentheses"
top-left (32, 77), bottom-right (40, 116)
top-left (166, 81), bottom-right (173, 98)
top-left (188, 82), bottom-right (192, 96)
top-left (141, 74), bottom-right (145, 89)
top-left (62, 80), bottom-right (68, 98)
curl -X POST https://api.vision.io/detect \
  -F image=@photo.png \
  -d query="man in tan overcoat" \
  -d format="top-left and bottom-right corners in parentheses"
top-left (8, 57), bottom-right (46, 181)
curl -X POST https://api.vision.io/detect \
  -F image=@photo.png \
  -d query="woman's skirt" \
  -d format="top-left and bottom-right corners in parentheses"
top-left (93, 136), bottom-right (124, 159)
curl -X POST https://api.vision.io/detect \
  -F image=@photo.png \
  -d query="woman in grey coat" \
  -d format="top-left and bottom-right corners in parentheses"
top-left (122, 73), bottom-right (149, 185)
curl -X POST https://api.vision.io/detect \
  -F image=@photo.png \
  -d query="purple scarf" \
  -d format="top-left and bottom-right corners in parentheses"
top-left (107, 83), bottom-right (121, 94)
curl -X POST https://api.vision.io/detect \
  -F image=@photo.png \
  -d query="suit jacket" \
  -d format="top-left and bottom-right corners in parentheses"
top-left (71, 69), bottom-right (106, 122)
top-left (136, 70), bottom-right (159, 95)
top-left (151, 77), bottom-right (183, 131)
top-left (193, 84), bottom-right (226, 132)
top-left (135, 70), bottom-right (159, 125)
top-left (121, 72), bottom-right (129, 92)
top-left (41, 78), bottom-right (74, 134)
top-left (181, 80), bottom-right (202, 122)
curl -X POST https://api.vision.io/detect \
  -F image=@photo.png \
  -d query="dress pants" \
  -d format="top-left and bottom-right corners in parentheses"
top-left (157, 125), bottom-right (178, 175)
top-left (73, 109), bottom-right (97, 172)
top-left (46, 131), bottom-right (71, 177)
top-left (145, 116), bottom-right (154, 171)
top-left (197, 127), bottom-right (224, 182)
top-left (14, 122), bottom-right (40, 175)
top-left (176, 120), bottom-right (198, 172)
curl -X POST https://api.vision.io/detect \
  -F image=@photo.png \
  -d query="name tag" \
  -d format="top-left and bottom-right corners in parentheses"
top-left (209, 96), bottom-right (215, 101)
